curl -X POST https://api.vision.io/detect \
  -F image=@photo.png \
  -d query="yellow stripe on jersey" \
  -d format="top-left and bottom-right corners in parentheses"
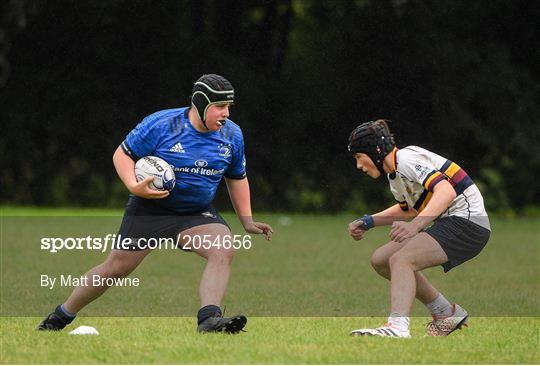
top-left (443, 162), bottom-right (461, 178)
top-left (417, 191), bottom-right (433, 213)
top-left (423, 171), bottom-right (444, 191)
top-left (440, 159), bottom-right (474, 195)
top-left (398, 201), bottom-right (409, 211)
top-left (391, 147), bottom-right (399, 172)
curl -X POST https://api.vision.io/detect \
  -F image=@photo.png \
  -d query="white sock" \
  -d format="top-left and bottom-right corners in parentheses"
top-left (425, 293), bottom-right (453, 317)
top-left (388, 312), bottom-right (410, 331)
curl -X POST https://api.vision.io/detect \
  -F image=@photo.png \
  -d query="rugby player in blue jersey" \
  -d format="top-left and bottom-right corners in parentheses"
top-left (346, 120), bottom-right (490, 338)
top-left (38, 74), bottom-right (273, 333)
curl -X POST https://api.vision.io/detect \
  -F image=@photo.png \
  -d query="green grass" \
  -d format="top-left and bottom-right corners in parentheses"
top-left (1, 317), bottom-right (538, 364)
top-left (1, 207), bottom-right (539, 363)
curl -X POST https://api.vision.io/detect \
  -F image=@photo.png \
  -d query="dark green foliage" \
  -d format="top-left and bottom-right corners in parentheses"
top-left (1, 0), bottom-right (538, 213)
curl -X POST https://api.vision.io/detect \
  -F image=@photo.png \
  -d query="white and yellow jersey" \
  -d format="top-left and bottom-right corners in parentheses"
top-left (387, 146), bottom-right (490, 230)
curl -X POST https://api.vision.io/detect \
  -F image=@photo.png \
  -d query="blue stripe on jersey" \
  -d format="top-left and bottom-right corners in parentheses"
top-left (453, 175), bottom-right (474, 196)
top-left (413, 189), bottom-right (430, 211)
top-left (440, 159), bottom-right (452, 173)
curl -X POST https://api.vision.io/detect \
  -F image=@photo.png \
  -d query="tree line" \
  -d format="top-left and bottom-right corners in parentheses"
top-left (1, 0), bottom-right (538, 214)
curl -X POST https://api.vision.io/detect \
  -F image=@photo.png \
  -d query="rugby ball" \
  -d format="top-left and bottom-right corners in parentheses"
top-left (134, 156), bottom-right (176, 191)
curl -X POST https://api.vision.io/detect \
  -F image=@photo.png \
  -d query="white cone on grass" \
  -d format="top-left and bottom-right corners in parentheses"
top-left (69, 326), bottom-right (99, 335)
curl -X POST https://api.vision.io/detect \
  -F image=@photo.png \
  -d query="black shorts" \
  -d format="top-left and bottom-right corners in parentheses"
top-left (113, 197), bottom-right (229, 251)
top-left (424, 216), bottom-right (490, 272)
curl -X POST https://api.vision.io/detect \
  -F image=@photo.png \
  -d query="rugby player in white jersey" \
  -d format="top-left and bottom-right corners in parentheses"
top-left (347, 120), bottom-right (490, 338)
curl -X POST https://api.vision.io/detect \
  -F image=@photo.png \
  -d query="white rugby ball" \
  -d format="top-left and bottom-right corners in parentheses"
top-left (135, 156), bottom-right (176, 191)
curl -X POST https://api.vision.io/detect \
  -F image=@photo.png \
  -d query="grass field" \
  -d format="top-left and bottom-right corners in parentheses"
top-left (2, 317), bottom-right (538, 364)
top-left (1, 207), bottom-right (539, 364)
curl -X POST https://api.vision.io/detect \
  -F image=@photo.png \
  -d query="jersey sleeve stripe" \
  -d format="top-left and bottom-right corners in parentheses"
top-left (443, 162), bottom-right (461, 178)
top-left (441, 161), bottom-right (474, 195)
top-left (450, 168), bottom-right (467, 182)
top-left (440, 159), bottom-right (452, 173)
top-left (397, 200), bottom-right (409, 211)
top-left (413, 189), bottom-right (429, 211)
top-left (121, 141), bottom-right (140, 162)
top-left (224, 172), bottom-right (247, 180)
top-left (427, 174), bottom-right (447, 191)
top-left (413, 190), bottom-right (433, 212)
top-left (422, 170), bottom-right (444, 191)
top-left (417, 191), bottom-right (434, 212)
top-left (453, 175), bottom-right (474, 196)
top-left (391, 147), bottom-right (399, 171)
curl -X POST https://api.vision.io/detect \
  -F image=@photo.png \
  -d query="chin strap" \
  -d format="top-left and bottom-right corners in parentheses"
top-left (190, 106), bottom-right (210, 130)
top-left (191, 74), bottom-right (234, 126)
top-left (202, 119), bottom-right (210, 130)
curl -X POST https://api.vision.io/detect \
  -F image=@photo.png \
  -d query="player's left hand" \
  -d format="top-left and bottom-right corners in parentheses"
top-left (244, 222), bottom-right (274, 241)
top-left (390, 221), bottom-right (419, 243)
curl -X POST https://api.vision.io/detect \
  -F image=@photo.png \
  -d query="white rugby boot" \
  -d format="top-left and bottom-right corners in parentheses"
top-left (350, 322), bottom-right (411, 338)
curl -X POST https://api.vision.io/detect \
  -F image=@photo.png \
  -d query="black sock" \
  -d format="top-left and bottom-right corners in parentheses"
top-left (54, 305), bottom-right (75, 324)
top-left (197, 305), bottom-right (221, 324)
top-left (58, 304), bottom-right (76, 319)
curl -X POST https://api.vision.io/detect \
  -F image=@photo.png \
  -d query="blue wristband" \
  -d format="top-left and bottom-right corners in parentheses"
top-left (356, 214), bottom-right (374, 230)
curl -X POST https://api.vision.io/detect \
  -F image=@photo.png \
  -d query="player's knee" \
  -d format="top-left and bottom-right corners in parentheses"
top-left (112, 264), bottom-right (133, 278)
top-left (103, 263), bottom-right (129, 279)
top-left (104, 255), bottom-right (138, 278)
top-left (208, 248), bottom-right (235, 264)
top-left (370, 250), bottom-right (389, 274)
top-left (388, 252), bottom-right (411, 268)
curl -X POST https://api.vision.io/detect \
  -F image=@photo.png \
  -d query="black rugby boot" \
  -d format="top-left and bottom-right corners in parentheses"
top-left (37, 305), bottom-right (74, 331)
top-left (197, 314), bottom-right (247, 334)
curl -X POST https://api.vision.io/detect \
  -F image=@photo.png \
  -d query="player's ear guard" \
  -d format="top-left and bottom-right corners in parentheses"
top-left (348, 120), bottom-right (395, 173)
top-left (191, 74), bottom-right (234, 123)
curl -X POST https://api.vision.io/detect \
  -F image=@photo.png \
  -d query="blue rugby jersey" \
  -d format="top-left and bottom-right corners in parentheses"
top-left (121, 107), bottom-right (246, 213)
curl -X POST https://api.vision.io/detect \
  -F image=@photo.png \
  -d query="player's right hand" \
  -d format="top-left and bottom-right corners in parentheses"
top-left (348, 220), bottom-right (365, 241)
top-left (129, 176), bottom-right (170, 199)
